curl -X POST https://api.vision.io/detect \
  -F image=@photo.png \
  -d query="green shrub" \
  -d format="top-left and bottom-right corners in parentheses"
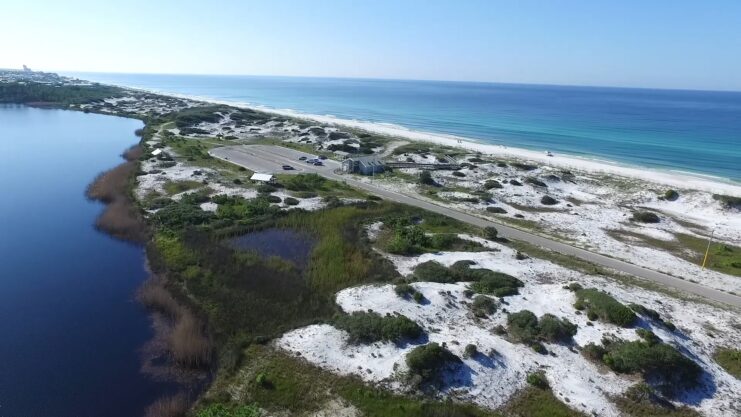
top-left (632, 211), bottom-right (660, 223)
top-left (484, 179), bottom-right (502, 189)
top-left (413, 261), bottom-right (455, 283)
top-left (471, 295), bottom-right (497, 317)
top-left (452, 171), bottom-right (466, 178)
top-left (386, 225), bottom-right (430, 255)
top-left (406, 343), bottom-right (460, 383)
top-left (257, 184), bottom-right (277, 193)
top-left (664, 189), bottom-right (679, 201)
top-left (538, 314), bottom-right (577, 343)
top-left (334, 311), bottom-right (423, 344)
top-left (284, 174), bottom-right (326, 191)
top-left (464, 344), bottom-right (478, 358)
top-left (419, 170), bottom-right (435, 185)
top-left (507, 310), bottom-right (540, 343)
top-left (507, 311), bottom-right (577, 345)
top-left (483, 226), bottom-right (498, 240)
top-left (486, 206), bottom-right (507, 214)
top-left (395, 283), bottom-right (424, 303)
top-left (153, 201), bottom-right (214, 228)
top-left (196, 403), bottom-right (261, 417)
top-left (713, 348), bottom-right (741, 379)
top-left (526, 371), bottom-right (549, 389)
top-left (603, 338), bottom-right (702, 392)
top-left (284, 197), bottom-right (300, 206)
top-left (581, 343), bottom-right (607, 362)
top-left (541, 196), bottom-right (558, 205)
top-left (574, 289), bottom-right (636, 327)
top-left (429, 233), bottom-right (457, 250)
top-left (266, 195), bottom-right (282, 203)
top-left (636, 328), bottom-right (662, 345)
top-left (526, 177), bottom-right (548, 187)
top-left (713, 194), bottom-right (741, 210)
top-left (470, 272), bottom-right (523, 297)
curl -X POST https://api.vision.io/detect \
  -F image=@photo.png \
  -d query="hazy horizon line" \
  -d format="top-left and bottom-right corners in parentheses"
top-left (52, 68), bottom-right (741, 94)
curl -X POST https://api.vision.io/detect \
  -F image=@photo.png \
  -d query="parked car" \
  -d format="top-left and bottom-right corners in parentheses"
top-left (318, 155), bottom-right (327, 160)
top-left (313, 161), bottom-right (323, 166)
top-left (299, 156), bottom-right (307, 160)
top-left (282, 165), bottom-right (294, 170)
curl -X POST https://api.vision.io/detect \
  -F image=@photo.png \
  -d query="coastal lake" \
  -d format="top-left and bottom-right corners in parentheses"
top-left (0, 105), bottom-right (170, 417)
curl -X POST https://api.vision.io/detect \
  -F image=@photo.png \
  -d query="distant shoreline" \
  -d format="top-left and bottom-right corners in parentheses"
top-left (75, 78), bottom-right (741, 196)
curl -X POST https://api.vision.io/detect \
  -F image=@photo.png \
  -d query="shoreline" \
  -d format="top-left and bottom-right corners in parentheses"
top-left (87, 80), bottom-right (741, 196)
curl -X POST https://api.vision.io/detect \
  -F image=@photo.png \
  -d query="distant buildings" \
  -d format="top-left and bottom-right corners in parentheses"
top-left (22, 65), bottom-right (32, 72)
top-left (341, 155), bottom-right (385, 175)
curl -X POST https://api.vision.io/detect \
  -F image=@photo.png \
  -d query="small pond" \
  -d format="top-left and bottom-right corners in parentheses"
top-left (229, 228), bottom-right (315, 267)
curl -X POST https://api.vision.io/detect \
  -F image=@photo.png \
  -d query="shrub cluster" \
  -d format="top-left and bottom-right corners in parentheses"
top-left (484, 179), bottom-right (503, 189)
top-left (406, 342), bottom-right (461, 383)
top-left (574, 288), bottom-right (637, 327)
top-left (526, 370), bottom-right (549, 389)
top-left (471, 295), bottom-right (497, 317)
top-left (283, 174), bottom-right (326, 191)
top-left (469, 271), bottom-right (524, 297)
top-left (598, 332), bottom-right (702, 393)
top-left (333, 311), bottom-right (423, 344)
top-left (631, 211), bottom-right (661, 223)
top-left (395, 283), bottom-right (424, 303)
top-left (540, 195), bottom-right (558, 205)
top-left (506, 310), bottom-right (577, 345)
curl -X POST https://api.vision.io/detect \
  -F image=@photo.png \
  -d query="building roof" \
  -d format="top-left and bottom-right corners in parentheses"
top-left (151, 148), bottom-right (163, 156)
top-left (250, 173), bottom-right (273, 182)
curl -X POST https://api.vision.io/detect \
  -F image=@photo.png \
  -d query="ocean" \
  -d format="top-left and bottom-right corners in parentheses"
top-left (64, 72), bottom-right (741, 183)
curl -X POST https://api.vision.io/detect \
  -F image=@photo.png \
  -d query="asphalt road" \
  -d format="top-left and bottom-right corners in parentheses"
top-left (210, 145), bottom-right (741, 308)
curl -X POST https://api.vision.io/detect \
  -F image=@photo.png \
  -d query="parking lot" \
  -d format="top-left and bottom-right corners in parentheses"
top-left (209, 145), bottom-right (341, 175)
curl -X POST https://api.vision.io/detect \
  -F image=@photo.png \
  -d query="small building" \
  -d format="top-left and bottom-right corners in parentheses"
top-left (151, 148), bottom-right (163, 156)
top-left (341, 155), bottom-right (385, 175)
top-left (250, 173), bottom-right (274, 183)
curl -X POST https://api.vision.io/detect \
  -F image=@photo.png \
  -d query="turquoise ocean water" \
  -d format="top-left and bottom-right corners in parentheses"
top-left (66, 73), bottom-right (741, 183)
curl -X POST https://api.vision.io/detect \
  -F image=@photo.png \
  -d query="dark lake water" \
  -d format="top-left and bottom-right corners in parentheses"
top-left (229, 228), bottom-right (315, 267)
top-left (0, 105), bottom-right (169, 417)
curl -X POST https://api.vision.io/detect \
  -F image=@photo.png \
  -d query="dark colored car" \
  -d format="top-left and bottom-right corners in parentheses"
top-left (318, 155), bottom-right (327, 160)
top-left (313, 161), bottom-right (323, 166)
top-left (282, 165), bottom-right (294, 170)
top-left (299, 156), bottom-right (307, 160)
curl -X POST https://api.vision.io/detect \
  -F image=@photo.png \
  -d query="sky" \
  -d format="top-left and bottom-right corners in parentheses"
top-left (2, 0), bottom-right (741, 91)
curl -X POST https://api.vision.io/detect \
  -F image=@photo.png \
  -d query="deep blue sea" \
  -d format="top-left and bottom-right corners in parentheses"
top-left (0, 105), bottom-right (172, 417)
top-left (65, 72), bottom-right (741, 183)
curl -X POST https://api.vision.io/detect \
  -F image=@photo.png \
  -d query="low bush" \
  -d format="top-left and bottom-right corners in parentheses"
top-left (471, 295), bottom-right (496, 317)
top-left (395, 283), bottom-right (424, 303)
top-left (526, 371), bottom-right (550, 389)
top-left (602, 337), bottom-right (702, 393)
top-left (632, 211), bottom-right (661, 223)
top-left (195, 403), bottom-right (261, 417)
top-left (510, 179), bottom-right (523, 186)
top-left (541, 196), bottom-right (558, 205)
top-left (429, 233), bottom-right (458, 250)
top-left (333, 311), bottom-right (423, 344)
top-left (507, 310), bottom-right (577, 345)
top-left (386, 225), bottom-right (430, 255)
top-left (413, 261), bottom-right (456, 283)
top-left (581, 342), bottom-right (607, 362)
top-left (512, 162), bottom-right (538, 171)
top-left (483, 226), bottom-right (498, 240)
top-left (486, 206), bottom-right (507, 214)
top-left (284, 174), bottom-right (326, 191)
top-left (664, 189), bottom-right (679, 201)
top-left (406, 342), bottom-right (461, 383)
top-left (452, 171), bottom-right (466, 177)
top-left (257, 184), bottom-right (277, 193)
top-left (574, 288), bottom-right (637, 327)
top-left (713, 348), bottom-right (741, 378)
top-left (526, 177), bottom-right (548, 187)
top-left (464, 344), bottom-right (478, 358)
top-left (713, 194), bottom-right (741, 210)
top-left (484, 179), bottom-right (503, 189)
top-left (419, 170), bottom-right (435, 185)
top-left (284, 197), bottom-right (300, 206)
top-left (266, 195), bottom-right (282, 204)
top-left (470, 272), bottom-right (523, 297)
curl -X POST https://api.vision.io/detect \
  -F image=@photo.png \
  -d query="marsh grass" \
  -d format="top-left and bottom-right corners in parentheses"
top-left (86, 145), bottom-right (148, 243)
top-left (144, 393), bottom-right (190, 417)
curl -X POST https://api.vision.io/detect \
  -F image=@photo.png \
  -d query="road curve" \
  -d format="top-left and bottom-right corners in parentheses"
top-left (210, 145), bottom-right (741, 308)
